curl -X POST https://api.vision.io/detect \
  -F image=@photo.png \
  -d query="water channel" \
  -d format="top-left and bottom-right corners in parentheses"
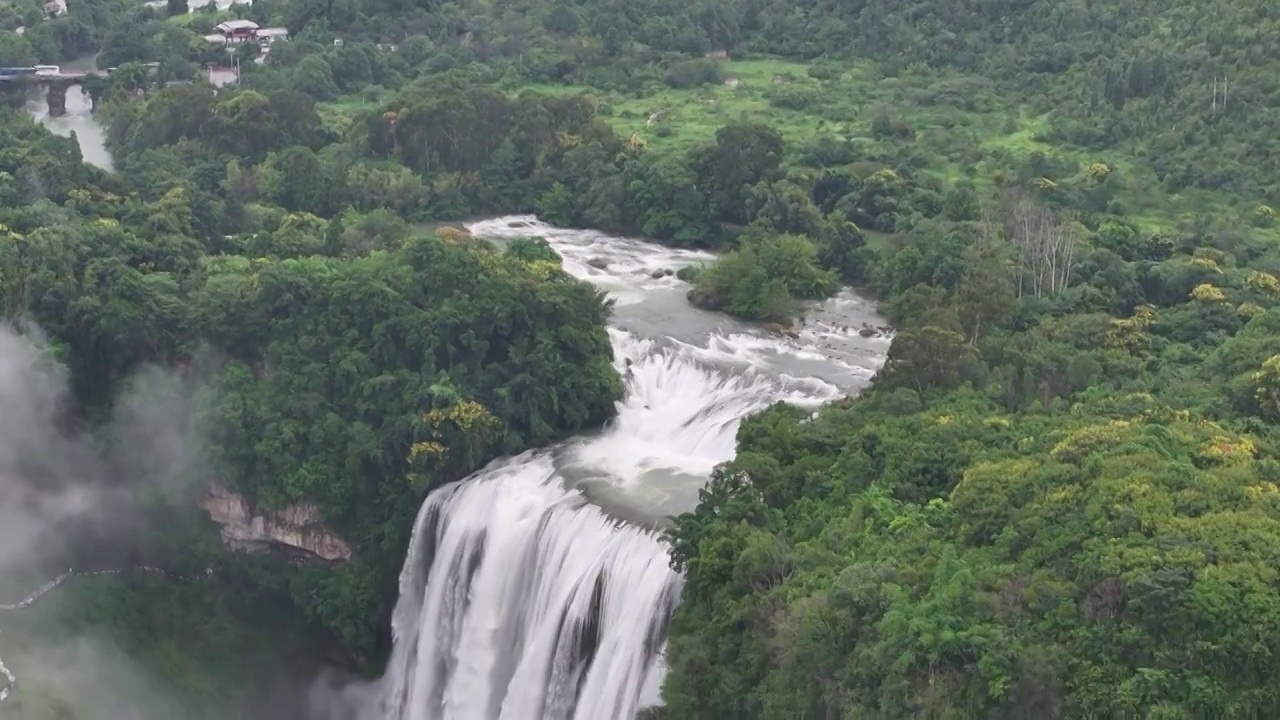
top-left (21, 51), bottom-right (238, 174)
top-left (23, 54), bottom-right (114, 172)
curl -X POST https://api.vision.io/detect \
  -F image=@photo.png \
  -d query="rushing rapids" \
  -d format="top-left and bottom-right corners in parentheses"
top-left (336, 217), bottom-right (890, 720)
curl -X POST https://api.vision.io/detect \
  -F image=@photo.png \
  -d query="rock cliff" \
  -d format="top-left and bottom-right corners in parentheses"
top-left (200, 484), bottom-right (352, 562)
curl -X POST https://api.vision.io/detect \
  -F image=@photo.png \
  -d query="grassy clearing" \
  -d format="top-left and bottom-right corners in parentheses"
top-left (316, 88), bottom-right (397, 132)
top-left (318, 55), bottom-right (1279, 240)
top-left (317, 96), bottom-right (372, 132)
top-left (972, 112), bottom-right (1275, 239)
top-left (526, 59), bottom-right (822, 156)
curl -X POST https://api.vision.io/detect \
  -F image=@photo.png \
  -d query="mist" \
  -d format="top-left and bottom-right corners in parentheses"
top-left (0, 322), bottom-right (211, 719)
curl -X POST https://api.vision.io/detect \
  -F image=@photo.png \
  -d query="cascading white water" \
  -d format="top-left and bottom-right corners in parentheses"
top-left (362, 216), bottom-right (889, 720)
top-left (376, 455), bottom-right (679, 720)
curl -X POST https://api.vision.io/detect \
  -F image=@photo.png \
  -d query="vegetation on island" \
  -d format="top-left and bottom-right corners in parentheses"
top-left (4, 0), bottom-right (1280, 717)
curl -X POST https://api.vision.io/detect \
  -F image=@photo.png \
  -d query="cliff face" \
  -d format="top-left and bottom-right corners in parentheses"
top-left (200, 485), bottom-right (352, 563)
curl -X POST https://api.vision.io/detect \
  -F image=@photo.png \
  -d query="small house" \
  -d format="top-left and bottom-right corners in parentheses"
top-left (214, 20), bottom-right (260, 43)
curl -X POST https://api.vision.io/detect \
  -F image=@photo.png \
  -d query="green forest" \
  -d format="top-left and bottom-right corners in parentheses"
top-left (3, 0), bottom-right (1280, 716)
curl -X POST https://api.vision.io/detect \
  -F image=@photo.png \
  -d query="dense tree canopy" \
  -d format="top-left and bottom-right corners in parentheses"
top-left (8, 0), bottom-right (1280, 714)
top-left (0, 98), bottom-right (621, 664)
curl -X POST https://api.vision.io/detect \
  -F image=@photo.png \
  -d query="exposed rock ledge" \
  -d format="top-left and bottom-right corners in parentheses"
top-left (200, 484), bottom-right (352, 563)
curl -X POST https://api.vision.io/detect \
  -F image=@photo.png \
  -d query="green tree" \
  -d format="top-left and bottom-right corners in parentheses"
top-left (692, 123), bottom-right (784, 226)
top-left (0, 31), bottom-right (37, 66)
top-left (953, 245), bottom-right (1016, 345)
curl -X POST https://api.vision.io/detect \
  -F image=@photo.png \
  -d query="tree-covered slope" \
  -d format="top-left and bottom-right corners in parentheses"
top-left (192, 235), bottom-right (620, 657)
top-left (0, 104), bottom-right (621, 666)
top-left (768, 0), bottom-right (1280, 199)
top-left (666, 390), bottom-right (1280, 718)
top-left (9, 0), bottom-right (1280, 713)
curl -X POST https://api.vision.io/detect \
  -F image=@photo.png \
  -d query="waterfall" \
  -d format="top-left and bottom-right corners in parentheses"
top-left (353, 217), bottom-right (888, 720)
top-left (374, 454), bottom-right (679, 720)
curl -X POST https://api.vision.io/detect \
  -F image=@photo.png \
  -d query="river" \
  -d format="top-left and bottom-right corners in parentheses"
top-left (22, 54), bottom-right (238, 174)
top-left (315, 216), bottom-right (890, 720)
top-left (23, 54), bottom-right (114, 172)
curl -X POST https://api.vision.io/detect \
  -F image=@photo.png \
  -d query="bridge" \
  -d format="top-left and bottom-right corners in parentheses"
top-left (0, 65), bottom-right (108, 116)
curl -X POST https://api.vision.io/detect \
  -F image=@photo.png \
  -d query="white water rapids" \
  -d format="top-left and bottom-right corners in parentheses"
top-left (326, 216), bottom-right (888, 720)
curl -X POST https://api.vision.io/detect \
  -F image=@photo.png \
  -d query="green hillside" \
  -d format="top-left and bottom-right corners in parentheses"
top-left (4, 0), bottom-right (1280, 716)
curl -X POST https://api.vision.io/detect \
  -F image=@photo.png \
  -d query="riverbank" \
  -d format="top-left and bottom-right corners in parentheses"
top-left (22, 53), bottom-right (114, 172)
top-left (349, 216), bottom-right (888, 719)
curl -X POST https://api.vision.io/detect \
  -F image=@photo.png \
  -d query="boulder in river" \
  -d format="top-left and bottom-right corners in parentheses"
top-left (762, 322), bottom-right (800, 340)
top-left (436, 226), bottom-right (472, 244)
